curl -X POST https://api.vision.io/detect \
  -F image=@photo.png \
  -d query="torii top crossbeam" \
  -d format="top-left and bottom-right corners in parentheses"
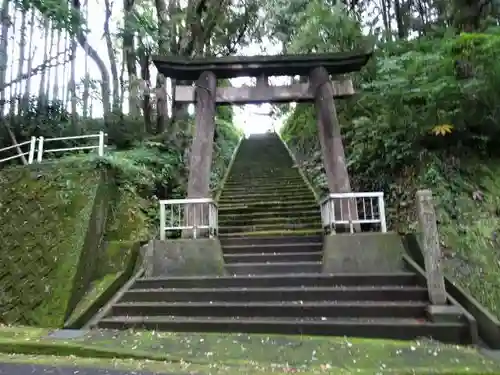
top-left (152, 51), bottom-right (372, 105)
top-left (152, 50), bottom-right (372, 80)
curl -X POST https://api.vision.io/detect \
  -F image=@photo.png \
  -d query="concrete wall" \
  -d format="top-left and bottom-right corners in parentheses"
top-left (322, 232), bottom-right (406, 273)
top-left (143, 239), bottom-right (227, 277)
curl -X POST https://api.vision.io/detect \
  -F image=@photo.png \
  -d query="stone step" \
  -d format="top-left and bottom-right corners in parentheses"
top-left (97, 316), bottom-right (470, 344)
top-left (218, 214), bottom-right (321, 227)
top-left (224, 251), bottom-right (323, 264)
top-left (221, 185), bottom-right (312, 195)
top-left (219, 235), bottom-right (323, 247)
top-left (223, 176), bottom-right (305, 185)
top-left (132, 272), bottom-right (420, 289)
top-left (218, 197), bottom-right (316, 206)
top-left (230, 160), bottom-right (293, 167)
top-left (219, 228), bottom-right (324, 238)
top-left (109, 301), bottom-right (429, 319)
top-left (219, 210), bottom-right (320, 221)
top-left (119, 286), bottom-right (429, 303)
top-left (226, 261), bottom-right (322, 274)
top-left (222, 242), bottom-right (323, 255)
top-left (218, 202), bottom-right (318, 214)
top-left (221, 184), bottom-right (309, 193)
top-left (219, 191), bottom-right (315, 203)
top-left (219, 223), bottom-right (321, 235)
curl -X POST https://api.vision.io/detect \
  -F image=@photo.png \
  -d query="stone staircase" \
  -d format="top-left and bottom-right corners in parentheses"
top-left (96, 133), bottom-right (472, 344)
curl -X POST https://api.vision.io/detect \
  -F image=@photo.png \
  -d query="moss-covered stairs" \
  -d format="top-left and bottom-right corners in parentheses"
top-left (218, 132), bottom-right (323, 274)
top-left (96, 133), bottom-right (472, 345)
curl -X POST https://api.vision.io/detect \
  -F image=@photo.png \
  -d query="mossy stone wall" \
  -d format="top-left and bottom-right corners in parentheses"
top-left (0, 161), bottom-right (102, 327)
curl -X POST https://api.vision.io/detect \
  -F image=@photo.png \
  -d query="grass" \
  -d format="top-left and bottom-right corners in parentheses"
top-left (0, 161), bottom-right (101, 327)
top-left (0, 327), bottom-right (499, 374)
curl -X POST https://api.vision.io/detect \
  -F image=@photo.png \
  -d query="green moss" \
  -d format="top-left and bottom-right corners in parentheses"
top-left (66, 240), bottom-right (142, 328)
top-left (0, 161), bottom-right (101, 327)
top-left (65, 273), bottom-right (119, 325)
top-left (0, 328), bottom-right (497, 374)
top-left (104, 187), bottom-right (153, 243)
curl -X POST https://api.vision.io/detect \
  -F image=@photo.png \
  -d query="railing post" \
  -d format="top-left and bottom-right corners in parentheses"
top-left (98, 131), bottom-right (105, 156)
top-left (208, 203), bottom-right (213, 238)
top-left (28, 137), bottom-right (37, 164)
top-left (159, 201), bottom-right (166, 240)
top-left (328, 198), bottom-right (334, 234)
top-left (378, 193), bottom-right (387, 233)
top-left (416, 189), bottom-right (447, 305)
top-left (347, 196), bottom-right (354, 233)
top-left (36, 136), bottom-right (44, 163)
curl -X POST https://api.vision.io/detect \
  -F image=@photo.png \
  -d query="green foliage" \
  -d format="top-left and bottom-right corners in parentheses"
top-left (282, 27), bottom-right (500, 316)
top-left (288, 1), bottom-right (365, 54)
top-left (212, 109), bottom-right (243, 191)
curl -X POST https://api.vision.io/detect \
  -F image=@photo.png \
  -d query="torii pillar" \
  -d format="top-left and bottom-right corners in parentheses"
top-left (309, 66), bottom-right (359, 231)
top-left (186, 71), bottom-right (217, 200)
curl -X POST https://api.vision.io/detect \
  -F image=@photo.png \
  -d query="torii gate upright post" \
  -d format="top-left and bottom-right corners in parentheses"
top-left (309, 66), bottom-right (360, 232)
top-left (187, 71), bottom-right (217, 201)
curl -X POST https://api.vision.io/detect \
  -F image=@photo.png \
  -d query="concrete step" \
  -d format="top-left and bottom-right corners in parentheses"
top-left (226, 261), bottom-right (322, 274)
top-left (118, 286), bottom-right (430, 303)
top-left (219, 235), bottom-right (323, 247)
top-left (218, 192), bottom-right (316, 204)
top-left (220, 230), bottom-right (324, 238)
top-left (109, 300), bottom-right (429, 319)
top-left (219, 223), bottom-right (321, 235)
top-left (221, 185), bottom-right (312, 195)
top-left (224, 251), bottom-right (323, 264)
top-left (222, 242), bottom-right (323, 255)
top-left (223, 176), bottom-right (305, 187)
top-left (97, 316), bottom-right (470, 344)
top-left (219, 228), bottom-right (323, 238)
top-left (218, 214), bottom-right (321, 227)
top-left (132, 272), bottom-right (420, 289)
top-left (219, 210), bottom-right (320, 221)
top-left (226, 171), bottom-right (301, 179)
top-left (218, 202), bottom-right (319, 214)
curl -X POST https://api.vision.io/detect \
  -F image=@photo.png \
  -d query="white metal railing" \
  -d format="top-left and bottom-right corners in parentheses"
top-left (37, 131), bottom-right (106, 162)
top-left (0, 136), bottom-right (37, 165)
top-left (159, 198), bottom-right (218, 240)
top-left (320, 192), bottom-right (387, 234)
top-left (0, 132), bottom-right (106, 166)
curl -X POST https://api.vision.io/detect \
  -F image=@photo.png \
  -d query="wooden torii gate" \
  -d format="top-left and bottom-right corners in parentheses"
top-left (153, 51), bottom-right (372, 207)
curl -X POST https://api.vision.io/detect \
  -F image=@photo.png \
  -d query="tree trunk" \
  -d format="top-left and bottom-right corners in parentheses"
top-left (123, 0), bottom-right (140, 118)
top-left (52, 29), bottom-right (62, 101)
top-left (16, 8), bottom-right (27, 116)
top-left (69, 37), bottom-right (78, 132)
top-left (45, 25), bottom-right (55, 101)
top-left (393, 0), bottom-right (405, 39)
top-left (155, 0), bottom-right (169, 134)
top-left (73, 0), bottom-right (111, 118)
top-left (22, 8), bottom-right (35, 113)
top-left (0, 0), bottom-right (11, 114)
top-left (38, 17), bottom-right (50, 104)
top-left (104, 0), bottom-right (120, 112)
top-left (139, 50), bottom-right (153, 134)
